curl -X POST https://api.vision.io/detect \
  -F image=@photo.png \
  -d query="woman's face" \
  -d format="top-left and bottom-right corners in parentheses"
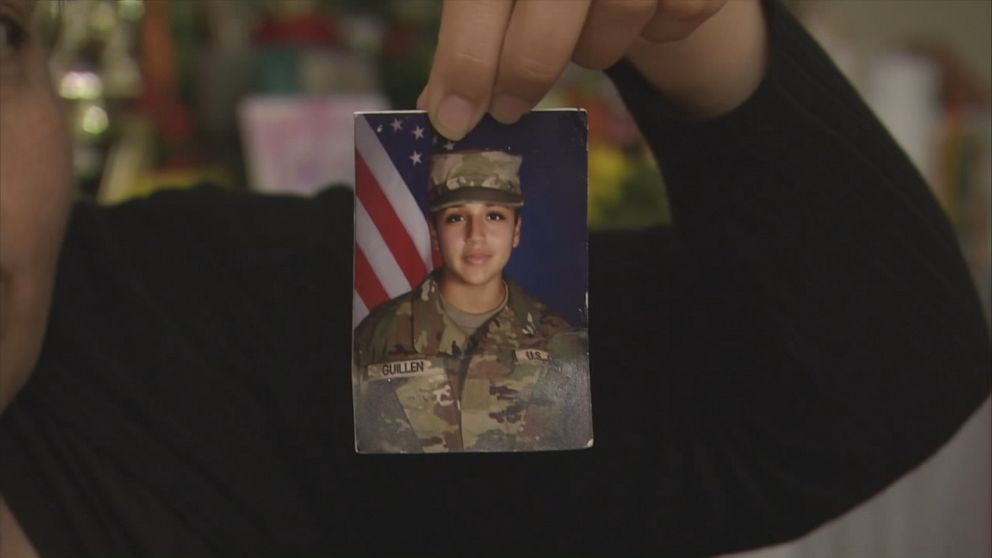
top-left (431, 202), bottom-right (521, 290)
top-left (0, 0), bottom-right (74, 409)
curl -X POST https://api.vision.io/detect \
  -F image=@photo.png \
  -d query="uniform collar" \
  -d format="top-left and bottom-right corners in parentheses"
top-left (411, 271), bottom-right (542, 356)
top-left (411, 272), bottom-right (468, 356)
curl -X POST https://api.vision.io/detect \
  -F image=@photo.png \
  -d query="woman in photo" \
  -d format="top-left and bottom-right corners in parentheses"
top-left (352, 149), bottom-right (591, 453)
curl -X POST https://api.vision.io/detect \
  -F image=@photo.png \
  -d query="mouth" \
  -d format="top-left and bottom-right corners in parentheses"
top-left (462, 253), bottom-right (492, 265)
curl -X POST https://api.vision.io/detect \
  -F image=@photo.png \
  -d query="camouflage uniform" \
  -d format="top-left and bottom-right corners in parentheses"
top-left (353, 272), bottom-right (591, 453)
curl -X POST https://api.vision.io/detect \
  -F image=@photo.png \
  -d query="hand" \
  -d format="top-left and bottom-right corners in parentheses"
top-left (418, 0), bottom-right (767, 140)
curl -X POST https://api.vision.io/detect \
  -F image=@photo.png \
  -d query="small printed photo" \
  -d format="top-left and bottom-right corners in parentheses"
top-left (352, 110), bottom-right (592, 454)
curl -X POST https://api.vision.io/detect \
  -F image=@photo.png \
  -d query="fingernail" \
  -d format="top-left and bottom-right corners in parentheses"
top-left (490, 94), bottom-right (531, 124)
top-left (434, 95), bottom-right (475, 140)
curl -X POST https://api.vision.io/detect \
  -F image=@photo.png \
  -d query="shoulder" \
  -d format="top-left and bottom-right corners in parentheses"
top-left (503, 278), bottom-right (587, 359)
top-left (94, 184), bottom-right (353, 269)
top-left (356, 292), bottom-right (414, 334)
top-left (505, 278), bottom-right (573, 335)
top-left (353, 290), bottom-right (417, 360)
top-left (60, 185), bottom-right (357, 374)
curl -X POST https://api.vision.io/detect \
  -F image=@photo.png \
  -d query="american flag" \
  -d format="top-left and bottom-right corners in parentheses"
top-left (353, 112), bottom-right (457, 327)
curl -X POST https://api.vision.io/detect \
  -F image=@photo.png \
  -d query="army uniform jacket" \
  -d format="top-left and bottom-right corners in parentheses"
top-left (353, 273), bottom-right (591, 453)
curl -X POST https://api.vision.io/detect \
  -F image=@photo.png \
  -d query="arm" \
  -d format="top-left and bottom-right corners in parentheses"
top-left (420, 0), bottom-right (990, 552)
top-left (598, 0), bottom-right (991, 551)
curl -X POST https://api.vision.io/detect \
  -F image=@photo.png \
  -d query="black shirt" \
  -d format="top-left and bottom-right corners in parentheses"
top-left (2, 2), bottom-right (989, 556)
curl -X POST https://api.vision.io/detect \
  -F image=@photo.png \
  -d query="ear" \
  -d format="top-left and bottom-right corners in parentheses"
top-left (512, 214), bottom-right (522, 248)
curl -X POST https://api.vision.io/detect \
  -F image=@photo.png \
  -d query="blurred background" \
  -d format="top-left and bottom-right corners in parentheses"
top-left (33, 1), bottom-right (989, 556)
top-left (36, 0), bottom-right (669, 230)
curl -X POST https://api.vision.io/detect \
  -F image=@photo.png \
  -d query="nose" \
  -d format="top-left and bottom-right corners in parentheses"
top-left (466, 216), bottom-right (484, 242)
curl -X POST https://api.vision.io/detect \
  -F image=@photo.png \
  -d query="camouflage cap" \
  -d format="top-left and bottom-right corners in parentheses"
top-left (428, 149), bottom-right (524, 212)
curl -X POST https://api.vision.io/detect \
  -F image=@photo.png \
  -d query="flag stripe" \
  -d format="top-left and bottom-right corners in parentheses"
top-left (354, 246), bottom-right (390, 312)
top-left (355, 201), bottom-right (411, 298)
top-left (355, 153), bottom-right (428, 286)
top-left (353, 114), bottom-right (439, 325)
top-left (354, 117), bottom-right (433, 268)
top-left (353, 291), bottom-right (369, 328)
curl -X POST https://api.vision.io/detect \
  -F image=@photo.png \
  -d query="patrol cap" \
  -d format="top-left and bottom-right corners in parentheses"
top-left (428, 149), bottom-right (524, 212)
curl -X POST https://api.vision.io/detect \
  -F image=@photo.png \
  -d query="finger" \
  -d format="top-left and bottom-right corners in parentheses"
top-left (416, 87), bottom-right (428, 111)
top-left (640, 0), bottom-right (725, 43)
top-left (423, 0), bottom-right (515, 139)
top-left (489, 0), bottom-right (592, 124)
top-left (572, 0), bottom-right (658, 70)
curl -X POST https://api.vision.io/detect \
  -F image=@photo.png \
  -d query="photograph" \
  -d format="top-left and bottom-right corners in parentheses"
top-left (352, 110), bottom-right (593, 453)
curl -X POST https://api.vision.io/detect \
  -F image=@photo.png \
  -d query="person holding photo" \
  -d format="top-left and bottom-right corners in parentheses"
top-left (353, 149), bottom-right (591, 453)
top-left (1, 0), bottom-right (989, 556)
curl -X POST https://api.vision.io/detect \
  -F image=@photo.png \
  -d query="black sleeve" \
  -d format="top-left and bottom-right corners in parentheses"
top-left (0, 185), bottom-right (360, 558)
top-left (592, 0), bottom-right (991, 552)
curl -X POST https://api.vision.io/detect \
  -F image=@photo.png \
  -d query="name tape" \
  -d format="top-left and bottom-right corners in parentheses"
top-left (369, 359), bottom-right (433, 379)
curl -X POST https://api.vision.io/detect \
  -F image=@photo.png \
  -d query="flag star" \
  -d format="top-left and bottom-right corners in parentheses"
top-left (443, 141), bottom-right (456, 151)
top-left (376, 125), bottom-right (383, 133)
top-left (412, 125), bottom-right (425, 140)
top-left (390, 118), bottom-right (403, 132)
top-left (409, 151), bottom-right (422, 165)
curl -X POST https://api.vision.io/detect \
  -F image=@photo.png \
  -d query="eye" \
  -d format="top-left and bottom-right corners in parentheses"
top-left (0, 14), bottom-right (28, 57)
top-left (486, 211), bottom-right (509, 221)
top-left (444, 213), bottom-right (465, 224)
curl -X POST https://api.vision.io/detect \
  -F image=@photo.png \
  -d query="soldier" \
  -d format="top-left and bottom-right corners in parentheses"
top-left (353, 149), bottom-right (592, 453)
